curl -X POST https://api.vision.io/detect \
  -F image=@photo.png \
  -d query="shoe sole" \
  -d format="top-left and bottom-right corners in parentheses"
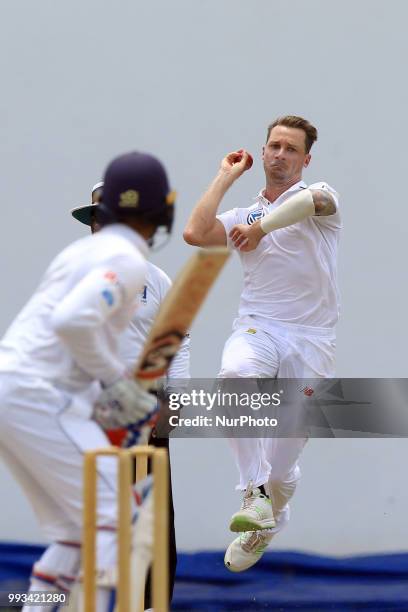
top-left (229, 515), bottom-right (275, 532)
top-left (224, 536), bottom-right (273, 572)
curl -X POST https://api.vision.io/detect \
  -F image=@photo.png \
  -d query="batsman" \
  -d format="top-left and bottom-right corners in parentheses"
top-left (0, 151), bottom-right (175, 610)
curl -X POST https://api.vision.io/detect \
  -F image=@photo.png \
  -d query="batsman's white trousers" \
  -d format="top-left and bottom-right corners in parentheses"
top-left (0, 374), bottom-right (118, 574)
top-left (218, 316), bottom-right (336, 534)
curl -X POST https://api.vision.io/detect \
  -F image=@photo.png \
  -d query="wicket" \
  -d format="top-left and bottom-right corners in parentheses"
top-left (83, 445), bottom-right (169, 612)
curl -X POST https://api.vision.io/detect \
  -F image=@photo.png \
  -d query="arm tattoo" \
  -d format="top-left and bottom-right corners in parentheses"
top-left (311, 189), bottom-right (337, 216)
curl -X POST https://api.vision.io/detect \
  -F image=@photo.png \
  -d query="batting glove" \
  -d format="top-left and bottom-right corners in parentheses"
top-left (93, 378), bottom-right (158, 431)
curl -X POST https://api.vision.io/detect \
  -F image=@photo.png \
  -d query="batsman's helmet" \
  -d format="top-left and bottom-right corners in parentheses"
top-left (97, 151), bottom-right (175, 233)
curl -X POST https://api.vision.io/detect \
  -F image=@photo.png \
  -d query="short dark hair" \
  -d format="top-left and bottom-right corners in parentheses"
top-left (266, 115), bottom-right (318, 153)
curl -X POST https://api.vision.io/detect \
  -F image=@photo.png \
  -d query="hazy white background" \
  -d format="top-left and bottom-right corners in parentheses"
top-left (0, 0), bottom-right (407, 554)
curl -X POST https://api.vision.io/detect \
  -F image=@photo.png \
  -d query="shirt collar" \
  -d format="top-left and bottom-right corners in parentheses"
top-left (255, 180), bottom-right (308, 205)
top-left (100, 223), bottom-right (150, 257)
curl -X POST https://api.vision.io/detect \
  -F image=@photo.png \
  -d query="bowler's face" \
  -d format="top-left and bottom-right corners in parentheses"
top-left (262, 125), bottom-right (311, 184)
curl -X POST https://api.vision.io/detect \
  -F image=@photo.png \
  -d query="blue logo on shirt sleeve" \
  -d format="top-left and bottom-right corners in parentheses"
top-left (101, 289), bottom-right (114, 307)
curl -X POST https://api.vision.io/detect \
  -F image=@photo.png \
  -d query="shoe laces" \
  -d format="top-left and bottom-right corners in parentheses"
top-left (242, 481), bottom-right (267, 510)
top-left (241, 530), bottom-right (271, 553)
top-left (242, 481), bottom-right (255, 509)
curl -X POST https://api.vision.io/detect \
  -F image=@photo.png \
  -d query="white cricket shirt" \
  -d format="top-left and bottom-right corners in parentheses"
top-left (217, 181), bottom-right (341, 329)
top-left (118, 262), bottom-right (190, 382)
top-left (0, 224), bottom-right (148, 392)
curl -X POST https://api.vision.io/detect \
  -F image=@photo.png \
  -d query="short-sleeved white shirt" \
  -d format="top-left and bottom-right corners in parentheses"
top-left (217, 181), bottom-right (342, 330)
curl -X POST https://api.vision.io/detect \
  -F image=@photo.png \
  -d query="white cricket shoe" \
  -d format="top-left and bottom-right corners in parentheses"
top-left (229, 481), bottom-right (275, 532)
top-left (224, 530), bottom-right (274, 572)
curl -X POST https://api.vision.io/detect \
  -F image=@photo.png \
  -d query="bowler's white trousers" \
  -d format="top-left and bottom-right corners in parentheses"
top-left (218, 316), bottom-right (336, 535)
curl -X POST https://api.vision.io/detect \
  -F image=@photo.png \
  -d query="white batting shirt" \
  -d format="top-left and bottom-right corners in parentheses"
top-left (0, 224), bottom-right (148, 394)
top-left (118, 262), bottom-right (190, 383)
top-left (217, 181), bottom-right (341, 329)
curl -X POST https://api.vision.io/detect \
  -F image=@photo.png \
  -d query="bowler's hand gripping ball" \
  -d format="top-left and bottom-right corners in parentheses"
top-left (236, 149), bottom-right (253, 170)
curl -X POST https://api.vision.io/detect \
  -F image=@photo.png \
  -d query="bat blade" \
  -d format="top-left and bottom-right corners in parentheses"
top-left (135, 247), bottom-right (230, 387)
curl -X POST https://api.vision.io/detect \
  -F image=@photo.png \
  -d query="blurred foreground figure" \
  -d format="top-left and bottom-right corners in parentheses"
top-left (0, 151), bottom-right (175, 610)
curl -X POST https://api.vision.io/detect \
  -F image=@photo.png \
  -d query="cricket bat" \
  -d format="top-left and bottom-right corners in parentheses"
top-left (135, 246), bottom-right (230, 386)
top-left (106, 248), bottom-right (229, 449)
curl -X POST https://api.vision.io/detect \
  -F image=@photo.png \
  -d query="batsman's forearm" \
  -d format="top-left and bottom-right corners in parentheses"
top-left (184, 171), bottom-right (234, 243)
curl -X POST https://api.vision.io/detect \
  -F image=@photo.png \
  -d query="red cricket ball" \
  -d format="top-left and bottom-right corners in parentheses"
top-left (236, 149), bottom-right (253, 170)
top-left (244, 151), bottom-right (253, 170)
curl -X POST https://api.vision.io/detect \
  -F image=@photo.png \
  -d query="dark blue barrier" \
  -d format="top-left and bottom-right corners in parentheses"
top-left (1, 543), bottom-right (408, 611)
